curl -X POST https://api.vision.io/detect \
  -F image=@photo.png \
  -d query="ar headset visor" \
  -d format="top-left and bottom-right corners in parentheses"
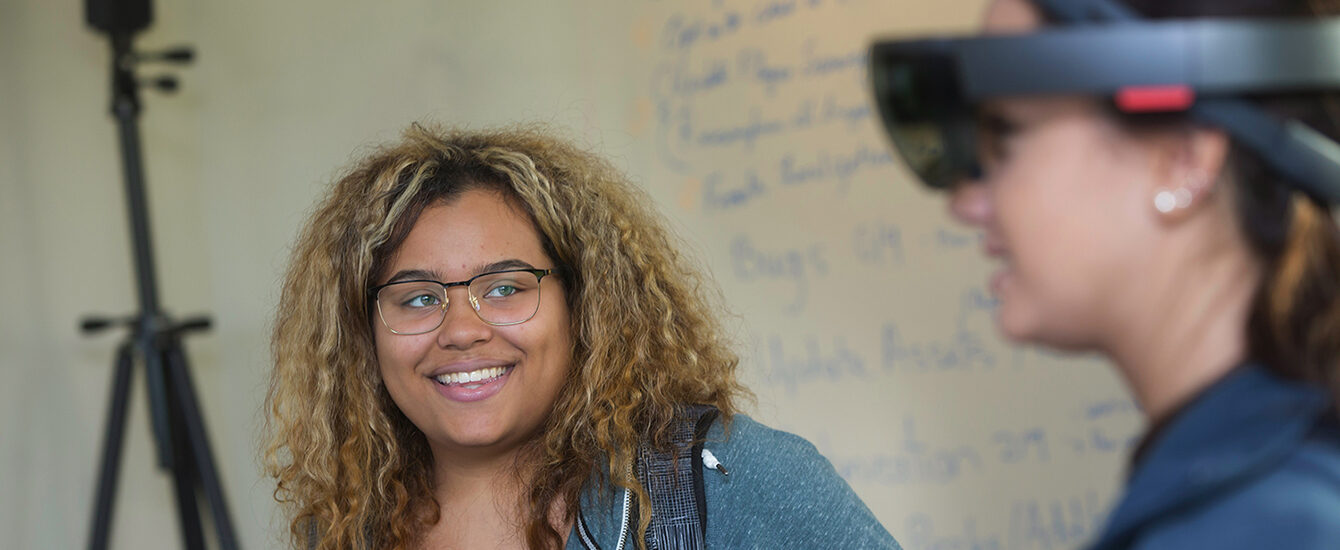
top-left (868, 1), bottom-right (1340, 205)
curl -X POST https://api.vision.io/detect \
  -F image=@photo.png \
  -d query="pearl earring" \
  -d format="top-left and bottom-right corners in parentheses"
top-left (1153, 187), bottom-right (1195, 214)
top-left (1154, 189), bottom-right (1178, 213)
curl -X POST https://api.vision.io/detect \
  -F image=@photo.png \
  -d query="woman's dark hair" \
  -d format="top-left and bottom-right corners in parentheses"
top-left (1115, 0), bottom-right (1340, 402)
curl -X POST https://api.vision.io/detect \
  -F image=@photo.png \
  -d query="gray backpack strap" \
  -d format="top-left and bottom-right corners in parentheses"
top-left (637, 405), bottom-right (720, 550)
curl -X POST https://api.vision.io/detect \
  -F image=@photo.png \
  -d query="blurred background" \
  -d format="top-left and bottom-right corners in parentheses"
top-left (0, 0), bottom-right (1140, 548)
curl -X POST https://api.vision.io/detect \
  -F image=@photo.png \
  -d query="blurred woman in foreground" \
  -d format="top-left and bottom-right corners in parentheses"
top-left (872, 0), bottom-right (1340, 547)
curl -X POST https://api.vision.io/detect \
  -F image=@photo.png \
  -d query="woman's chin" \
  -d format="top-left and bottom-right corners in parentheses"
top-left (995, 313), bottom-right (1037, 344)
top-left (994, 300), bottom-right (1052, 346)
top-left (430, 422), bottom-right (516, 454)
top-left (995, 303), bottom-right (1093, 353)
top-left (993, 295), bottom-right (1033, 341)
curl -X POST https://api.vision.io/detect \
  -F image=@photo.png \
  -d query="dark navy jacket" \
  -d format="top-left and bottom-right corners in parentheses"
top-left (1089, 365), bottom-right (1340, 549)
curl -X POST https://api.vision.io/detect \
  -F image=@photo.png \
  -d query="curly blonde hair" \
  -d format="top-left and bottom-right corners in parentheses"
top-left (265, 123), bottom-right (749, 549)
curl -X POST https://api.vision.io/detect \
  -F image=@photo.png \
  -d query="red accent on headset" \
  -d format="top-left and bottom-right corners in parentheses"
top-left (1114, 85), bottom-right (1196, 112)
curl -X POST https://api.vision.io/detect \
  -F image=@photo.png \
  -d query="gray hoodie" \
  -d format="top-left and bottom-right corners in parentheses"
top-left (567, 414), bottom-right (901, 549)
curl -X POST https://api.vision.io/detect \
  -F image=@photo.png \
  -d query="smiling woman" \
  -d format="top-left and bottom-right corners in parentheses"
top-left (264, 124), bottom-right (899, 550)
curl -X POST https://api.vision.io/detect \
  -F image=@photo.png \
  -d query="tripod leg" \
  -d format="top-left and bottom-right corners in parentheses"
top-left (165, 336), bottom-right (241, 550)
top-left (156, 339), bottom-right (206, 550)
top-left (87, 342), bottom-right (136, 550)
top-left (143, 330), bottom-right (175, 470)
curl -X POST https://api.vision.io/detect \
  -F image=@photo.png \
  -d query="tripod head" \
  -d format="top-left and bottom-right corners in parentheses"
top-left (85, 0), bottom-right (152, 36)
top-left (86, 0), bottom-right (194, 119)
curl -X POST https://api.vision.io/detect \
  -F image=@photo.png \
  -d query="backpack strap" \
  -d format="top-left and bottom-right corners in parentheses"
top-left (637, 404), bottom-right (720, 550)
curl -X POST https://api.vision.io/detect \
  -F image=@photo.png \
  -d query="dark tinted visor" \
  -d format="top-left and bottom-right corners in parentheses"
top-left (869, 40), bottom-right (978, 190)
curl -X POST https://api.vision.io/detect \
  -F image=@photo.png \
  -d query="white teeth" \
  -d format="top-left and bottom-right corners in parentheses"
top-left (434, 366), bottom-right (507, 386)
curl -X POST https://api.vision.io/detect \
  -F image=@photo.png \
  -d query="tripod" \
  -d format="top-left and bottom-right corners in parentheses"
top-left (82, 12), bottom-right (240, 550)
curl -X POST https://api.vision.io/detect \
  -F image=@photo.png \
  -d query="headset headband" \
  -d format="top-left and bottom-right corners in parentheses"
top-left (869, 0), bottom-right (1340, 204)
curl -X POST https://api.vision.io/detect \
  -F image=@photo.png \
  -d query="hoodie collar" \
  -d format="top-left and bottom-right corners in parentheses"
top-left (1090, 364), bottom-right (1331, 548)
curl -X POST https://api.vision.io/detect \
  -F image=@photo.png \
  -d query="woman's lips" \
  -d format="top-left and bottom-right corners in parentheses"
top-left (431, 364), bottom-right (515, 403)
top-left (990, 268), bottom-right (1012, 295)
top-left (979, 231), bottom-right (1011, 294)
top-left (983, 236), bottom-right (1008, 259)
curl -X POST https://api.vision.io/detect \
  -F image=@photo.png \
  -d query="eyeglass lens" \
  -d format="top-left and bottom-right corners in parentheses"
top-left (375, 270), bottom-right (544, 334)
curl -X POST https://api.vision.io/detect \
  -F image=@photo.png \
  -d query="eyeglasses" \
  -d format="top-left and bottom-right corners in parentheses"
top-left (370, 268), bottom-right (560, 335)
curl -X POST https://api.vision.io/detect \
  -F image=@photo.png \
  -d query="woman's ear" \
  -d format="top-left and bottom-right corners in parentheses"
top-left (1147, 125), bottom-right (1231, 219)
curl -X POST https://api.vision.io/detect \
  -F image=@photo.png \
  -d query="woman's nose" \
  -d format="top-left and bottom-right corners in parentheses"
top-left (435, 289), bottom-right (490, 349)
top-left (948, 182), bottom-right (993, 227)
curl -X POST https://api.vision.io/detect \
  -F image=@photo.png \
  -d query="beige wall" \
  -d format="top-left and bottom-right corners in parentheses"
top-left (1, 1), bottom-right (1138, 548)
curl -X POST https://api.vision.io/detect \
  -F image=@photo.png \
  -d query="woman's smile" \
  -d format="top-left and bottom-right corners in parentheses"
top-left (428, 360), bottom-right (516, 402)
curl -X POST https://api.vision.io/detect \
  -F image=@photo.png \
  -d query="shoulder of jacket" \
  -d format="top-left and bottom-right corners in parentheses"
top-left (707, 414), bottom-right (830, 467)
top-left (1134, 436), bottom-right (1340, 549)
top-left (709, 414), bottom-right (816, 449)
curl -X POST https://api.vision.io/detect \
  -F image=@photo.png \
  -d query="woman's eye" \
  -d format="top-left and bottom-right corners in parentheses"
top-left (978, 113), bottom-right (1022, 167)
top-left (982, 135), bottom-right (1010, 165)
top-left (404, 293), bottom-right (441, 308)
top-left (484, 285), bottom-right (518, 298)
top-left (980, 112), bottom-right (1021, 138)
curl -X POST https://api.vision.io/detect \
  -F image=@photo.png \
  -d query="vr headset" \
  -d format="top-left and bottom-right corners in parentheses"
top-left (868, 0), bottom-right (1340, 204)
